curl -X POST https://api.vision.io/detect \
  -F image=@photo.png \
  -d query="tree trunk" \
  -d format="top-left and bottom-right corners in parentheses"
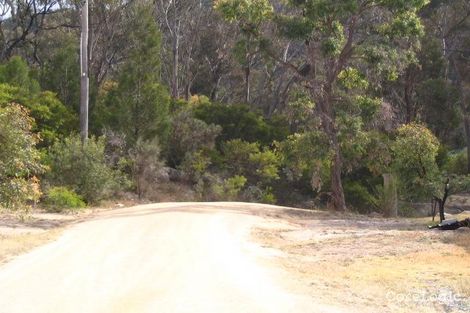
top-left (330, 137), bottom-right (347, 211)
top-left (244, 65), bottom-right (250, 103)
top-left (210, 76), bottom-right (221, 101)
top-left (171, 33), bottom-right (179, 98)
top-left (317, 91), bottom-right (346, 211)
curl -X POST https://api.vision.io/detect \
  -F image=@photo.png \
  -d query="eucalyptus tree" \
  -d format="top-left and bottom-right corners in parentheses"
top-left (275, 0), bottom-right (430, 210)
top-left (428, 0), bottom-right (470, 172)
top-left (154, 0), bottom-right (211, 99)
top-left (95, 3), bottom-right (170, 144)
top-left (216, 0), bottom-right (430, 210)
top-left (215, 0), bottom-right (273, 103)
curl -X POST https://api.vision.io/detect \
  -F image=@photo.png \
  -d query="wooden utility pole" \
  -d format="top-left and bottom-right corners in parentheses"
top-left (80, 0), bottom-right (89, 143)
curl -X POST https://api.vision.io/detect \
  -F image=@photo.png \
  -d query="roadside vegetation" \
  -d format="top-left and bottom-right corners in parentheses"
top-left (0, 0), bottom-right (469, 217)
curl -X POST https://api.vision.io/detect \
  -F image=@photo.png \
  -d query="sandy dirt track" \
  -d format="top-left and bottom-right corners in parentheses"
top-left (0, 202), bottom-right (337, 313)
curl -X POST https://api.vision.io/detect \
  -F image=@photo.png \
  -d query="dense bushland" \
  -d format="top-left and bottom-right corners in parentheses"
top-left (0, 0), bottom-right (469, 215)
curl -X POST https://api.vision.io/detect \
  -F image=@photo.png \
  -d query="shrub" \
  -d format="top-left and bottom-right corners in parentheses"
top-left (392, 123), bottom-right (440, 200)
top-left (45, 134), bottom-right (121, 203)
top-left (213, 175), bottom-right (247, 201)
top-left (193, 102), bottom-right (288, 146)
top-left (166, 110), bottom-right (221, 167)
top-left (222, 139), bottom-right (281, 184)
top-left (0, 104), bottom-right (44, 210)
top-left (249, 149), bottom-right (281, 183)
top-left (222, 139), bottom-right (259, 175)
top-left (260, 187), bottom-right (276, 204)
top-left (179, 150), bottom-right (212, 183)
top-left (129, 137), bottom-right (165, 199)
top-left (43, 187), bottom-right (86, 212)
top-left (443, 149), bottom-right (468, 175)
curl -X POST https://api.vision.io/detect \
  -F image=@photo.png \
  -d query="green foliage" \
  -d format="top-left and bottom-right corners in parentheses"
top-left (0, 56), bottom-right (40, 95)
top-left (338, 68), bottom-right (369, 90)
top-left (0, 104), bottom-right (44, 210)
top-left (213, 175), bottom-right (247, 201)
top-left (0, 60), bottom-right (77, 147)
top-left (260, 186), bottom-right (276, 204)
top-left (344, 180), bottom-right (380, 214)
top-left (27, 91), bottom-right (77, 147)
top-left (0, 84), bottom-right (19, 104)
top-left (337, 116), bottom-right (371, 172)
top-left (443, 149), bottom-right (468, 175)
top-left (167, 110), bottom-right (221, 167)
top-left (321, 21), bottom-right (346, 57)
top-left (284, 90), bottom-right (317, 132)
top-left (392, 123), bottom-right (440, 200)
top-left (40, 39), bottom-right (80, 111)
top-left (45, 134), bottom-right (121, 203)
top-left (215, 0), bottom-right (273, 33)
top-left (94, 4), bottom-right (170, 144)
top-left (274, 16), bottom-right (313, 40)
top-left (222, 139), bottom-right (260, 174)
top-left (277, 132), bottom-right (330, 187)
top-left (249, 149), bottom-right (281, 182)
top-left (43, 187), bottom-right (86, 213)
top-left (379, 11), bottom-right (425, 39)
top-left (180, 150), bottom-right (212, 183)
top-left (194, 102), bottom-right (288, 146)
top-left (362, 131), bottom-right (393, 176)
top-left (222, 139), bottom-right (281, 184)
top-left (355, 96), bottom-right (381, 123)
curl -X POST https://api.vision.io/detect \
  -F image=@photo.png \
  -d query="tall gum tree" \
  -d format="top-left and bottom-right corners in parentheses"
top-left (432, 0), bottom-right (470, 173)
top-left (215, 0), bottom-right (273, 103)
top-left (218, 0), bottom-right (429, 210)
top-left (277, 0), bottom-right (429, 210)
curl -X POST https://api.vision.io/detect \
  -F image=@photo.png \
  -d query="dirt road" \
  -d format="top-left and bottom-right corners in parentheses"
top-left (0, 202), bottom-right (337, 313)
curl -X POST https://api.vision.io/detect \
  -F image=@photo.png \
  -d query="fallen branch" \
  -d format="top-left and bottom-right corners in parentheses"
top-left (428, 218), bottom-right (470, 230)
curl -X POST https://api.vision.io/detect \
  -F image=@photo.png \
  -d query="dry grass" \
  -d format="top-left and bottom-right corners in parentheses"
top-left (0, 229), bottom-right (63, 265)
top-left (0, 210), bottom-right (95, 266)
top-left (255, 210), bottom-right (470, 313)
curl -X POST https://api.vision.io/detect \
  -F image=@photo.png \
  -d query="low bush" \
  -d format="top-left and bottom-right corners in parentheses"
top-left (129, 137), bottom-right (165, 199)
top-left (43, 187), bottom-right (85, 212)
top-left (213, 175), bottom-right (247, 201)
top-left (222, 139), bottom-right (281, 184)
top-left (0, 103), bottom-right (44, 211)
top-left (179, 150), bottom-right (212, 183)
top-left (166, 110), bottom-right (221, 167)
top-left (193, 102), bottom-right (288, 146)
top-left (45, 134), bottom-right (122, 203)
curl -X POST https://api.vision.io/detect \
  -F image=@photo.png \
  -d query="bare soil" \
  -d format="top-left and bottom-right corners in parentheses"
top-left (0, 203), bottom-right (468, 312)
top-left (254, 208), bottom-right (470, 313)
